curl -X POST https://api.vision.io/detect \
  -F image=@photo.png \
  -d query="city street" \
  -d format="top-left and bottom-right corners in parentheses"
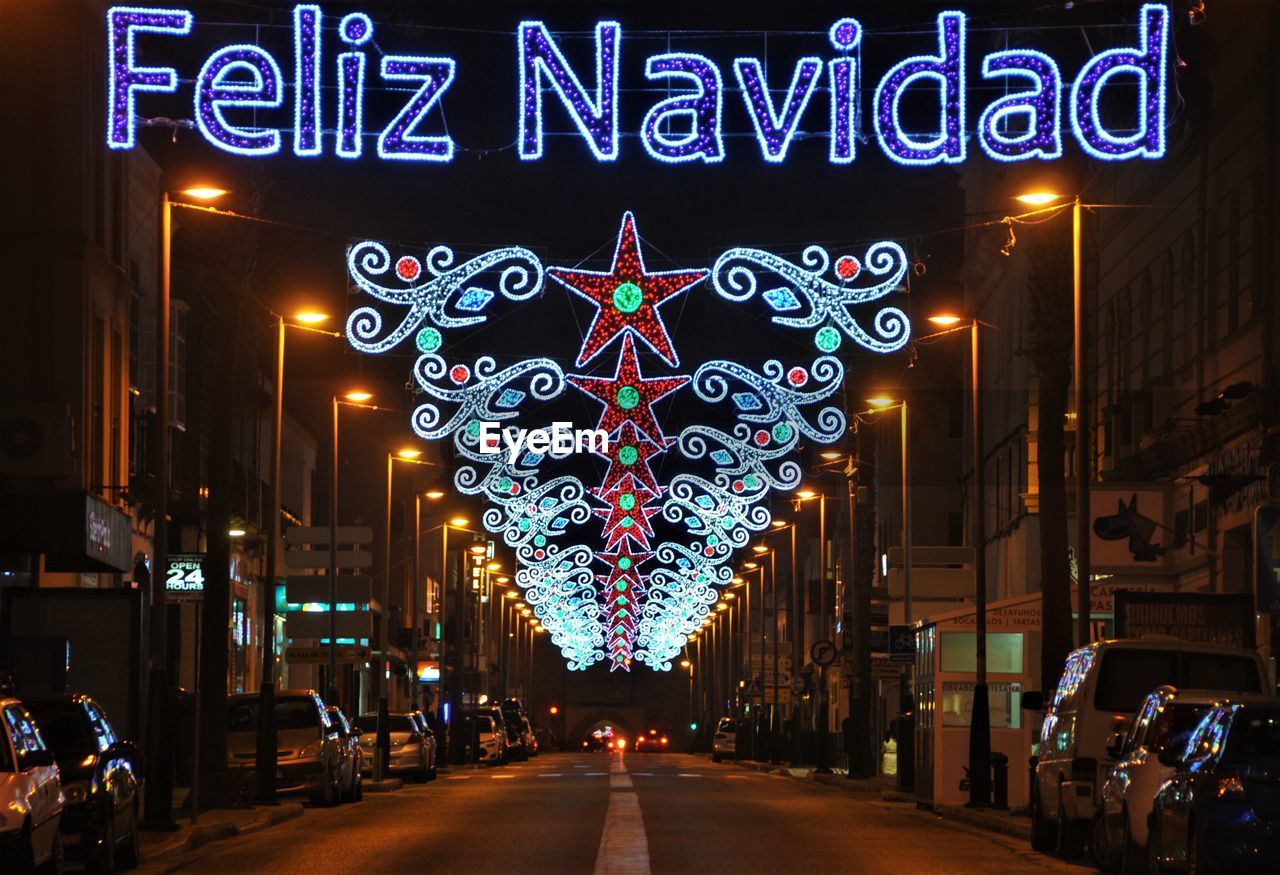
top-left (140, 754), bottom-right (1085, 874)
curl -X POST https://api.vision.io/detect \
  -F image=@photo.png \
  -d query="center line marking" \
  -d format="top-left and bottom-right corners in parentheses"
top-left (492, 774), bottom-right (514, 779)
top-left (677, 773), bottom-right (702, 777)
top-left (630, 772), bottom-right (653, 776)
top-left (538, 773), bottom-right (563, 777)
top-left (594, 755), bottom-right (650, 875)
top-left (585, 771), bottom-right (608, 776)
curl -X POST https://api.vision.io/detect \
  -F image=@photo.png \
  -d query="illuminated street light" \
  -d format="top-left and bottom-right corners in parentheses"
top-left (771, 519), bottom-right (787, 528)
top-left (679, 659), bottom-right (691, 669)
top-left (425, 489), bottom-right (446, 500)
top-left (179, 185), bottom-right (228, 200)
top-left (865, 396), bottom-right (897, 409)
top-left (396, 448), bottom-right (422, 460)
top-left (716, 602), bottom-right (728, 611)
top-left (344, 390), bottom-right (374, 403)
top-left (469, 544), bottom-right (487, 555)
top-left (820, 451), bottom-right (843, 461)
top-left (487, 561), bottom-right (501, 571)
top-left (752, 545), bottom-right (769, 554)
top-left (927, 313), bottom-right (964, 327)
top-left (796, 489), bottom-right (817, 500)
top-left (293, 311), bottom-right (329, 324)
top-left (743, 562), bottom-right (758, 570)
top-left (449, 516), bottom-right (468, 527)
top-left (1015, 190), bottom-right (1064, 206)
top-left (228, 527), bottom-right (246, 538)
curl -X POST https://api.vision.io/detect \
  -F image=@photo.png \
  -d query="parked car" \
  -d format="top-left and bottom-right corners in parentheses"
top-left (0, 697), bottom-right (64, 872)
top-left (712, 717), bottom-right (738, 763)
top-left (462, 714), bottom-right (507, 763)
top-left (472, 706), bottom-right (511, 763)
top-left (1149, 695), bottom-right (1280, 873)
top-left (227, 690), bottom-right (343, 806)
top-left (1092, 686), bottom-right (1218, 873)
top-left (325, 707), bottom-right (363, 802)
top-left (1025, 638), bottom-right (1268, 857)
top-left (522, 717), bottom-right (538, 757)
top-left (355, 714), bottom-right (434, 781)
top-left (499, 699), bottom-right (529, 759)
top-left (25, 694), bottom-right (140, 871)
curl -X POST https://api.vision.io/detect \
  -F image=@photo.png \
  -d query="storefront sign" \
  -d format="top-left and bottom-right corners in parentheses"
top-left (107, 5), bottom-right (1171, 167)
top-left (940, 681), bottom-right (1023, 729)
top-left (285, 645), bottom-right (371, 664)
top-left (1114, 591), bottom-right (1255, 649)
top-left (164, 553), bottom-right (205, 601)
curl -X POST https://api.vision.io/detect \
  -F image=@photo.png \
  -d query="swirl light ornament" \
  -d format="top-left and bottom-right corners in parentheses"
top-left (345, 217), bottom-right (910, 672)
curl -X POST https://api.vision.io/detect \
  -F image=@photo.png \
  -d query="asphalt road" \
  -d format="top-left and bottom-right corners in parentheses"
top-left (140, 753), bottom-right (1091, 874)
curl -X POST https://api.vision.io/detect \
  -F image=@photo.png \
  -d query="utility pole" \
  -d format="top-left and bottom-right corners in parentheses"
top-left (969, 319), bottom-right (992, 807)
top-left (256, 315), bottom-right (284, 804)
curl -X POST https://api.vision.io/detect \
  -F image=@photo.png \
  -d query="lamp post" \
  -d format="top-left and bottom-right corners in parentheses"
top-left (1015, 191), bottom-right (1090, 643)
top-left (255, 308), bottom-right (333, 804)
top-left (750, 547), bottom-right (780, 762)
top-left (144, 185), bottom-right (226, 828)
top-left (866, 395), bottom-right (913, 790)
top-left (926, 313), bottom-right (994, 807)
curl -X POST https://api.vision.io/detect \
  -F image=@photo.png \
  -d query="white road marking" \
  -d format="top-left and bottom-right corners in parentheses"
top-left (447, 775), bottom-right (472, 780)
top-left (630, 772), bottom-right (653, 776)
top-left (491, 774), bottom-right (515, 779)
top-left (537, 773), bottom-right (563, 778)
top-left (610, 773), bottom-right (634, 789)
top-left (594, 755), bottom-right (650, 875)
top-left (585, 771), bottom-right (608, 776)
top-left (677, 773), bottom-right (702, 777)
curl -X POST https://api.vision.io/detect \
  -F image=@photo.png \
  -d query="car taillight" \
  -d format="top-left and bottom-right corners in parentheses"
top-left (1216, 770), bottom-right (1246, 800)
top-left (660, 737), bottom-right (668, 745)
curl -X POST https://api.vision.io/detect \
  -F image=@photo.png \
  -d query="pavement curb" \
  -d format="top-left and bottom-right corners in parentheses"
top-left (141, 803), bottom-right (305, 862)
top-left (364, 778), bottom-right (404, 793)
top-left (717, 756), bottom-right (894, 795)
top-left (931, 805), bottom-right (1031, 842)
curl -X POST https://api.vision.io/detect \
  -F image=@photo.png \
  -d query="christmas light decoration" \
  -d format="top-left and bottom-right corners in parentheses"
top-left (826, 18), bottom-right (863, 165)
top-left (376, 56), bottom-right (457, 161)
top-left (733, 56), bottom-right (823, 163)
top-left (292, 4), bottom-right (322, 156)
top-left (977, 50), bottom-right (1062, 163)
top-left (346, 213), bottom-right (910, 671)
top-left (710, 241), bottom-right (910, 353)
top-left (335, 12), bottom-right (373, 158)
top-left (873, 10), bottom-right (966, 166)
top-left (194, 44), bottom-right (284, 155)
top-left (548, 212), bottom-right (706, 367)
top-left (640, 53), bottom-right (724, 164)
top-left (1069, 3), bottom-right (1169, 161)
top-left (107, 6), bottom-right (193, 150)
top-left (518, 20), bottom-right (620, 161)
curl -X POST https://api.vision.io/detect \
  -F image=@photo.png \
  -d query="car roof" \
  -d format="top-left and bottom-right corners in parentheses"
top-left (229, 689), bottom-right (319, 701)
top-left (22, 693), bottom-right (92, 706)
top-left (1162, 688), bottom-right (1255, 705)
top-left (1093, 638), bottom-right (1262, 657)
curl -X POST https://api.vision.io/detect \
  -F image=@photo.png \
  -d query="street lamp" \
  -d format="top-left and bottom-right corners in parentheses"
top-left (256, 307), bottom-right (339, 804)
top-left (923, 311), bottom-right (994, 807)
top-left (328, 389), bottom-right (381, 709)
top-left (145, 183), bottom-right (227, 827)
top-left (1012, 190), bottom-right (1091, 644)
top-left (862, 394), bottom-right (914, 791)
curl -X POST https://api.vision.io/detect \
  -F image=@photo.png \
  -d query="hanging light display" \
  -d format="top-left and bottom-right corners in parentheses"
top-left (346, 211), bottom-right (909, 671)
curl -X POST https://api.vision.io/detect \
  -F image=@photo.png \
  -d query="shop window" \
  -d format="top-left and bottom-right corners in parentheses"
top-left (940, 631), bottom-right (1023, 674)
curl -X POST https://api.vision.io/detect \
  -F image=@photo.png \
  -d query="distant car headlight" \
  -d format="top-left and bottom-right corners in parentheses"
top-left (299, 740), bottom-right (325, 758)
top-left (63, 781), bottom-right (90, 805)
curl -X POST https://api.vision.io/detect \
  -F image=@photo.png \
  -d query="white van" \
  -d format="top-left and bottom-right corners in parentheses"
top-left (1026, 638), bottom-right (1270, 857)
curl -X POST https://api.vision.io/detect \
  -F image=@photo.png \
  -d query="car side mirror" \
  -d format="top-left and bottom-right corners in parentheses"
top-left (1020, 691), bottom-right (1044, 711)
top-left (1106, 732), bottom-right (1125, 759)
top-left (22, 749), bottom-right (55, 769)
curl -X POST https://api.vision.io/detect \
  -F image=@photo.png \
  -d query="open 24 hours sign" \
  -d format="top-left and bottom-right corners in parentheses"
top-left (165, 553), bottom-right (205, 602)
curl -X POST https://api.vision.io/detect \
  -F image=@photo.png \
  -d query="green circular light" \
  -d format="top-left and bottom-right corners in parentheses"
top-left (616, 385), bottom-right (640, 410)
top-left (619, 492), bottom-right (636, 511)
top-left (773, 423), bottom-right (793, 443)
top-left (815, 326), bottom-right (842, 352)
top-left (416, 327), bottom-right (442, 353)
top-left (621, 515), bottom-right (634, 528)
top-left (707, 534), bottom-right (719, 546)
top-left (613, 282), bottom-right (643, 313)
top-left (617, 557), bottom-right (632, 571)
top-left (466, 420), bottom-right (481, 438)
top-left (616, 581), bottom-right (627, 591)
top-left (519, 518), bottom-right (531, 532)
top-left (618, 445), bottom-right (639, 465)
top-left (498, 476), bottom-right (512, 492)
top-left (534, 535), bottom-right (547, 547)
top-left (744, 474), bottom-right (760, 490)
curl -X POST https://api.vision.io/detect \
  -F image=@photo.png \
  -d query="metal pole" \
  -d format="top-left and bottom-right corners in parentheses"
top-left (328, 395), bottom-right (339, 707)
top-left (375, 455), bottom-right (392, 783)
top-left (898, 399), bottom-right (914, 791)
top-left (501, 603), bottom-right (510, 699)
top-left (144, 191), bottom-right (175, 828)
top-left (756, 565), bottom-right (765, 759)
top-left (1073, 196), bottom-right (1092, 645)
top-left (790, 524), bottom-right (802, 767)
top-left (769, 550), bottom-right (779, 763)
top-left (743, 566), bottom-right (751, 757)
top-left (817, 496), bottom-right (831, 772)
top-left (969, 319), bottom-right (992, 806)
top-left (256, 315), bottom-right (284, 803)
top-left (412, 494), bottom-right (421, 713)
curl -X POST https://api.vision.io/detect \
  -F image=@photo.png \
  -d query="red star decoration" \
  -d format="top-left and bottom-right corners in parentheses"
top-left (549, 212), bottom-right (708, 368)
top-left (591, 474), bottom-right (662, 551)
top-left (596, 422), bottom-right (668, 494)
top-left (569, 335), bottom-right (690, 443)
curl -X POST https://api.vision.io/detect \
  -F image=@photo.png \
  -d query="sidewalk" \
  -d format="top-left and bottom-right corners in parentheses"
top-left (140, 803), bottom-right (305, 863)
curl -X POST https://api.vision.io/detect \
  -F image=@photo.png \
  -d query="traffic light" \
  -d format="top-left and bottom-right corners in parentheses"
top-left (549, 705), bottom-right (559, 715)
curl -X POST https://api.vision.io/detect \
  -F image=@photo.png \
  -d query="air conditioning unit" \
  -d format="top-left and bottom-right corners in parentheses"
top-left (0, 404), bottom-right (73, 478)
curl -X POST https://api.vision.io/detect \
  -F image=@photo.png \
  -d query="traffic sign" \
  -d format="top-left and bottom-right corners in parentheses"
top-left (889, 625), bottom-right (915, 664)
top-left (285, 645), bottom-right (371, 664)
top-left (810, 639), bottom-right (837, 667)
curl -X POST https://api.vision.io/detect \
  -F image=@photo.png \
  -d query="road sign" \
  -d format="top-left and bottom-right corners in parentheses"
top-left (285, 645), bottom-right (371, 664)
top-left (810, 639), bottom-right (837, 667)
top-left (1256, 506), bottom-right (1280, 612)
top-left (283, 526), bottom-right (373, 546)
top-left (164, 553), bottom-right (205, 602)
top-left (285, 575), bottom-right (372, 604)
top-left (889, 625), bottom-right (915, 664)
top-left (743, 678), bottom-right (763, 697)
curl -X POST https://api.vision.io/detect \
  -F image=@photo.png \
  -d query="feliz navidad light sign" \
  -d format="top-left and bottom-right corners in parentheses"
top-left (108, 4), bottom-right (1171, 165)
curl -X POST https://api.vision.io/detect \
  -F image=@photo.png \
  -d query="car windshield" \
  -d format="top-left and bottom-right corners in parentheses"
top-left (717, 719), bottom-right (736, 732)
top-left (23, 703), bottom-right (94, 760)
top-left (1094, 649), bottom-right (1261, 713)
top-left (228, 698), bottom-right (318, 732)
top-left (1224, 709), bottom-right (1280, 762)
top-left (1151, 702), bottom-right (1212, 754)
